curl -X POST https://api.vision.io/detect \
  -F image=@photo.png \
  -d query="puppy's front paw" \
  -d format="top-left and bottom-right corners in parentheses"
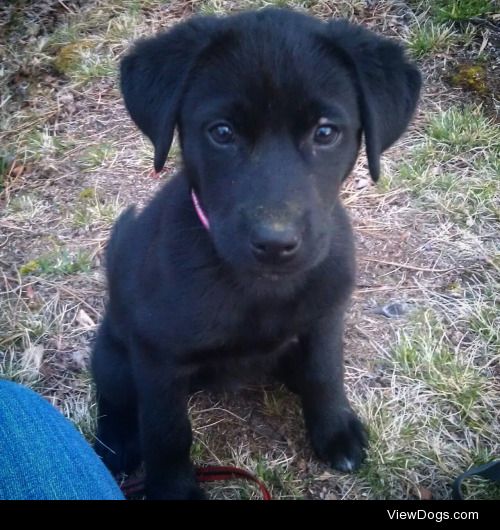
top-left (310, 408), bottom-right (367, 473)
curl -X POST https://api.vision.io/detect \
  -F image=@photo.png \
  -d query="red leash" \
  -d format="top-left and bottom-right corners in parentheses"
top-left (196, 465), bottom-right (272, 500)
top-left (120, 465), bottom-right (272, 500)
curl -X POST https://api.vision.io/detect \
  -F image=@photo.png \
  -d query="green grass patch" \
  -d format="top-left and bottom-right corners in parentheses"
top-left (407, 22), bottom-right (457, 57)
top-left (190, 440), bottom-right (208, 463)
top-left (51, 37), bottom-right (116, 83)
top-left (105, 11), bottom-right (143, 42)
top-left (358, 396), bottom-right (423, 499)
top-left (198, 0), bottom-right (313, 15)
top-left (391, 312), bottom-right (488, 418)
top-left (469, 302), bottom-right (500, 346)
top-left (354, 301), bottom-right (499, 499)
top-left (393, 105), bottom-right (500, 227)
top-left (425, 105), bottom-right (499, 151)
top-left (24, 128), bottom-right (74, 162)
top-left (72, 191), bottom-right (123, 229)
top-left (254, 458), bottom-right (303, 498)
top-left (20, 249), bottom-right (93, 277)
top-left (6, 193), bottom-right (51, 222)
top-left (431, 0), bottom-right (495, 22)
top-left (78, 143), bottom-right (116, 171)
top-left (44, 0), bottom-right (158, 52)
top-left (64, 49), bottom-right (116, 83)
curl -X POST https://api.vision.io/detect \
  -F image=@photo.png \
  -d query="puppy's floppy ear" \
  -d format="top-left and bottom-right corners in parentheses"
top-left (120, 18), bottom-right (218, 172)
top-left (325, 21), bottom-right (421, 181)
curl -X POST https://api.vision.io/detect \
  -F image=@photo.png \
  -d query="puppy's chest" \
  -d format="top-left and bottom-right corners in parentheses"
top-left (188, 297), bottom-right (312, 362)
top-left (242, 303), bottom-right (303, 339)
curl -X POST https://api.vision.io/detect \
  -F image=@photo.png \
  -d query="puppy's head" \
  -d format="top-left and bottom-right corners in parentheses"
top-left (121, 9), bottom-right (421, 279)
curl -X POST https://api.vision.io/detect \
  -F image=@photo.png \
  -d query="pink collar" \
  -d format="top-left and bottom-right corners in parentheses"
top-left (150, 169), bottom-right (210, 230)
top-left (191, 189), bottom-right (210, 230)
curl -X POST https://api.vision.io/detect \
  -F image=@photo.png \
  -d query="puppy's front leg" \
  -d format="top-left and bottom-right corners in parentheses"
top-left (299, 309), bottom-right (367, 473)
top-left (132, 353), bottom-right (204, 500)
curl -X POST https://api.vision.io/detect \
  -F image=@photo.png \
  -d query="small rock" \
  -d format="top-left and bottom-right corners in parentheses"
top-left (373, 302), bottom-right (412, 318)
top-left (77, 308), bottom-right (96, 329)
top-left (355, 176), bottom-right (370, 190)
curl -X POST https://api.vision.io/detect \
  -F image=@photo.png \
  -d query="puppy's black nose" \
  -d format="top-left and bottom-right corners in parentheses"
top-left (250, 224), bottom-right (301, 264)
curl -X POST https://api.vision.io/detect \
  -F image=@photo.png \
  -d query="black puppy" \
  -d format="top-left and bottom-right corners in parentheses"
top-left (92, 8), bottom-right (420, 499)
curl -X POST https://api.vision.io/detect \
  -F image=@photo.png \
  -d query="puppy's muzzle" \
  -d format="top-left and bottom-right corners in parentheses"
top-left (250, 223), bottom-right (301, 266)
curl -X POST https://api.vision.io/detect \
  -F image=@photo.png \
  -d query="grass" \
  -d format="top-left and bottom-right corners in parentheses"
top-left (355, 305), bottom-right (499, 499)
top-left (470, 302), bottom-right (499, 346)
top-left (56, 46), bottom-right (117, 83)
top-left (1, 0), bottom-right (499, 500)
top-left (412, 0), bottom-right (496, 23)
top-left (407, 22), bottom-right (458, 57)
top-left (0, 346), bottom-right (45, 386)
top-left (19, 249), bottom-right (93, 277)
top-left (72, 190), bottom-right (124, 230)
top-left (391, 311), bottom-right (488, 418)
top-left (199, 0), bottom-right (307, 15)
top-left (78, 144), bottom-right (117, 171)
top-left (254, 457), bottom-right (304, 498)
top-left (24, 128), bottom-right (73, 161)
top-left (425, 105), bottom-right (500, 152)
top-left (198, 0), bottom-right (369, 17)
top-left (358, 393), bottom-right (424, 499)
top-left (431, 0), bottom-right (496, 22)
top-left (1, 288), bottom-right (68, 353)
top-left (7, 193), bottom-right (49, 221)
top-left (393, 105), bottom-right (500, 227)
top-left (60, 373), bottom-right (99, 440)
top-left (262, 385), bottom-right (300, 416)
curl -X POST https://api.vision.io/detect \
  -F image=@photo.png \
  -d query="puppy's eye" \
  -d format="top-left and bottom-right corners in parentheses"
top-left (313, 124), bottom-right (340, 146)
top-left (208, 123), bottom-right (235, 145)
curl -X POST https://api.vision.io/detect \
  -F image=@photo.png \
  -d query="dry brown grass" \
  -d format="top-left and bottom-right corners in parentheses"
top-left (1, 0), bottom-right (498, 500)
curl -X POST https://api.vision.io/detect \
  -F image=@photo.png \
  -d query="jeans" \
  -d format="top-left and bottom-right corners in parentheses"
top-left (0, 379), bottom-right (124, 500)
